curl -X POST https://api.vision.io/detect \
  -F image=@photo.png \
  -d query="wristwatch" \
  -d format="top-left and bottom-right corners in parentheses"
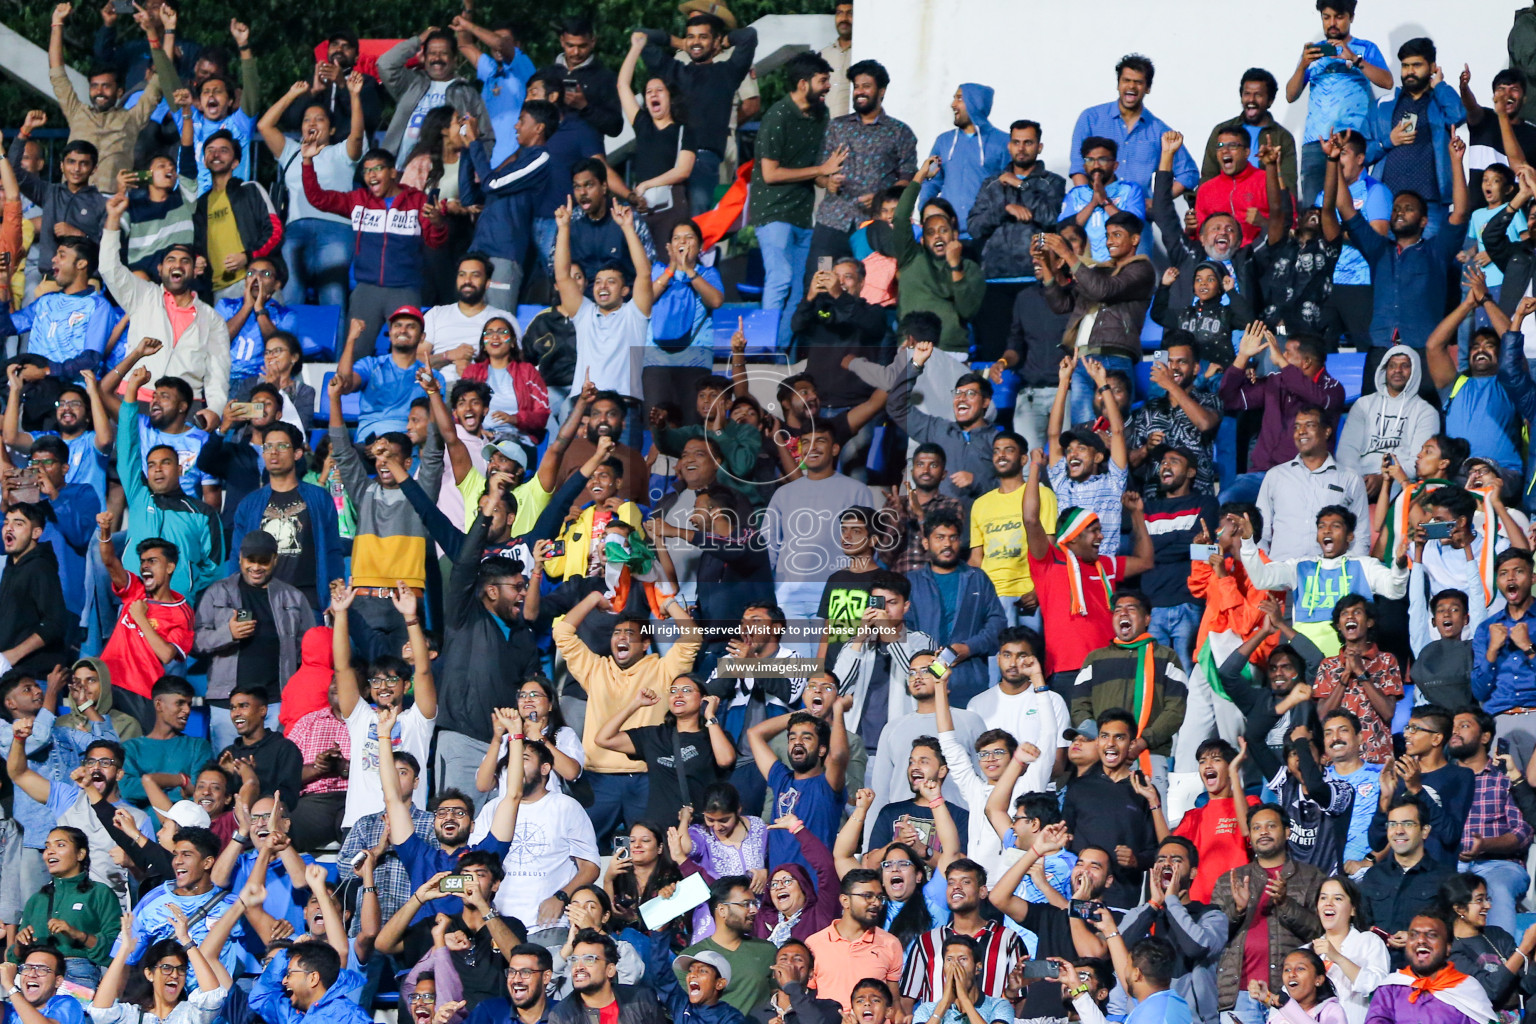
top-left (554, 889), bottom-right (572, 904)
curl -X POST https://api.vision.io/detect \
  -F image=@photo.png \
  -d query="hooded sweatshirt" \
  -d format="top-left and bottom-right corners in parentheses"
top-left (55, 657), bottom-right (143, 743)
top-left (1336, 344), bottom-right (1439, 482)
top-left (278, 626), bottom-right (336, 733)
top-left (752, 829), bottom-right (842, 945)
top-left (917, 83), bottom-right (1010, 237)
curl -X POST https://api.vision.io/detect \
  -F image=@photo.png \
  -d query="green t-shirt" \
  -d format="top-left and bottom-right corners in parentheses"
top-left (750, 97), bottom-right (829, 229)
top-left (676, 936), bottom-right (779, 1015)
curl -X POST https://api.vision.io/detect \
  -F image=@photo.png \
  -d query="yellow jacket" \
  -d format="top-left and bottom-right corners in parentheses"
top-left (546, 502), bottom-right (645, 581)
top-left (554, 616), bottom-right (700, 774)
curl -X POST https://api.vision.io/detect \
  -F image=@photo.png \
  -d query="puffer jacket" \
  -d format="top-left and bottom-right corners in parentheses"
top-left (1335, 343), bottom-right (1439, 481)
top-left (1044, 254), bottom-right (1157, 361)
top-left (966, 165), bottom-right (1067, 279)
top-left (461, 358), bottom-right (551, 436)
top-left (549, 986), bottom-right (667, 1024)
top-left (1212, 858), bottom-right (1325, 1009)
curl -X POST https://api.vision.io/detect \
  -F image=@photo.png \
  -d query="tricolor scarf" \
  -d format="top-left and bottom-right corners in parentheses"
top-left (1382, 478), bottom-right (1450, 567)
top-left (1467, 484), bottom-right (1504, 606)
top-left (1114, 631), bottom-right (1158, 774)
top-left (1056, 509), bottom-right (1111, 616)
top-left (1380, 964), bottom-right (1496, 1024)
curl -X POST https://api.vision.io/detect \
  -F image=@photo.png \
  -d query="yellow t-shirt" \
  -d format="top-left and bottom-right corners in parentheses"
top-left (205, 187), bottom-right (244, 291)
top-left (457, 466), bottom-right (553, 537)
top-left (969, 484), bottom-right (1058, 597)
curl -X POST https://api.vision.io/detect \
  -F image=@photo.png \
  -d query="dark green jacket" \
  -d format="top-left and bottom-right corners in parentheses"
top-left (15, 876), bottom-right (121, 965)
top-left (893, 180), bottom-right (986, 352)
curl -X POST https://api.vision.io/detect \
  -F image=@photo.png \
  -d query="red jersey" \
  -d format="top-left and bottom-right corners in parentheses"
top-left (1027, 548), bottom-right (1124, 676)
top-left (100, 575), bottom-right (194, 698)
top-left (1172, 795), bottom-right (1261, 903)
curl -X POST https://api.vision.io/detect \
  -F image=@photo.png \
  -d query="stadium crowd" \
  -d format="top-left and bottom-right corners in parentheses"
top-left (7, 2), bottom-right (1536, 1024)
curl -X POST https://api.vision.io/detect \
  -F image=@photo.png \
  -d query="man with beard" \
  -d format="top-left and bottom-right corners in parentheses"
top-left (810, 59), bottom-right (917, 271)
top-left (125, 826), bottom-right (245, 986)
top-left (904, 509), bottom-right (1005, 707)
top-left (874, 446), bottom-right (963, 574)
top-left (763, 671), bottom-right (867, 800)
top-left (1336, 347), bottom-right (1439, 500)
top-left (748, 708), bottom-right (849, 860)
top-left (968, 434), bottom-right (1054, 627)
top-left (100, 196), bottom-right (232, 428)
top-left (918, 84), bottom-right (1009, 243)
top-left (470, 736), bottom-right (598, 937)
top-left (1358, 798), bottom-right (1457, 963)
top-left (47, 3), bottom-right (160, 189)
top-left (895, 162), bottom-right (985, 358)
top-left (1136, 445), bottom-right (1218, 673)
top-left (968, 120), bottom-right (1067, 358)
top-left (212, 683), bottom-right (303, 800)
top-left (0, 240), bottom-right (115, 381)
top-left (1067, 137), bottom-right (1148, 265)
top-left (193, 130), bottom-right (282, 302)
top-left (1311, 130), bottom-right (1392, 348)
top-left (752, 52), bottom-right (842, 349)
top-left (1286, 0), bottom-right (1392, 202)
top-left (1151, 140), bottom-right (1255, 314)
top-left (335, 309), bottom-right (446, 440)
top-left (279, 29), bottom-right (383, 139)
top-left (250, 941), bottom-right (371, 1024)
top-left (1058, 710), bottom-right (1159, 907)
top-left (865, 731), bottom-right (971, 856)
top-left (1070, 55), bottom-right (1197, 197)
top-left (1113, 837), bottom-right (1226, 1024)
top-left (567, 159), bottom-right (656, 288)
top-left (1461, 68), bottom-right (1536, 197)
top-left (227, 420), bottom-right (342, 611)
top-left (1341, 132), bottom-right (1470, 370)
top-left (1196, 126), bottom-right (1272, 247)
top-left (1202, 69), bottom-right (1298, 191)
top-left (3, 375), bottom-right (106, 508)
top-left (1446, 707), bottom-right (1533, 936)
top-left (1211, 805), bottom-right (1324, 1024)
top-left (1364, 39), bottom-right (1467, 223)
top-left (334, 749), bottom-right (437, 931)
top-left (1366, 707), bottom-right (1473, 866)
top-left (554, 198), bottom-right (653, 403)
top-left (0, 503), bottom-right (68, 677)
top-left (549, 930), bottom-right (666, 1024)
top-left (1426, 278), bottom-right (1523, 479)
top-left (554, 387), bottom-right (650, 504)
top-left (902, 859), bottom-right (1025, 1003)
top-left (889, 346), bottom-right (999, 502)
top-left (460, 944), bottom-right (555, 1024)
top-left (1369, 913), bottom-right (1498, 1024)
top-left (424, 254), bottom-right (516, 359)
top-left (806, 869), bottom-right (905, 1011)
top-left (1070, 593), bottom-right (1188, 794)
top-left (379, 26), bottom-right (494, 169)
top-left (7, 733), bottom-right (154, 911)
top-left (1249, 146), bottom-right (1341, 342)
top-left (1127, 342), bottom-right (1223, 498)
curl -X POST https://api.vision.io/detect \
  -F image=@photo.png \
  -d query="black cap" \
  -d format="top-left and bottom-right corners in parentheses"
top-left (240, 531), bottom-right (279, 561)
top-left (1148, 442), bottom-right (1201, 467)
top-left (1059, 429), bottom-right (1109, 458)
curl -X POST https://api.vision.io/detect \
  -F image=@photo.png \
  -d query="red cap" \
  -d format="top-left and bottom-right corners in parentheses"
top-left (387, 305), bottom-right (425, 323)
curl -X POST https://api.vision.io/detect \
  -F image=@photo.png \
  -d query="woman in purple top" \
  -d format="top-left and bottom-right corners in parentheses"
top-left (681, 782), bottom-right (768, 939)
top-left (752, 815), bottom-right (841, 946)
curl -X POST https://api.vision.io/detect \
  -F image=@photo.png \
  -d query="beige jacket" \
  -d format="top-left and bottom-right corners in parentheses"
top-left (50, 66), bottom-right (161, 192)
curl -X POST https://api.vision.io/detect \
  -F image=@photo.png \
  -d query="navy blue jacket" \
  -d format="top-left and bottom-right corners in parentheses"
top-left (904, 563), bottom-right (1006, 706)
top-left (461, 142), bottom-right (550, 263)
top-left (227, 481), bottom-right (344, 598)
top-left (1343, 208), bottom-right (1467, 350)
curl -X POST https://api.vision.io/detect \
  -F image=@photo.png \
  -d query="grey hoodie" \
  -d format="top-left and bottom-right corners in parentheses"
top-left (1336, 344), bottom-right (1439, 481)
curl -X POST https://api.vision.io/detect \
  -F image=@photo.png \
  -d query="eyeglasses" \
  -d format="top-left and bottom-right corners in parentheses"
top-left (151, 964), bottom-right (187, 976)
top-left (250, 813), bottom-right (275, 826)
top-left (482, 326), bottom-right (514, 337)
top-left (435, 807), bottom-right (470, 820)
top-left (54, 400), bottom-right (84, 410)
top-left (668, 686), bottom-right (698, 696)
top-left (880, 860), bottom-right (913, 870)
top-left (17, 965), bottom-right (55, 977)
top-left (514, 690), bottom-right (546, 701)
top-left (507, 968), bottom-right (543, 980)
top-left (569, 955), bottom-right (606, 966)
top-left (769, 878), bottom-right (797, 890)
top-left (977, 747), bottom-right (1010, 760)
top-left (1082, 156), bottom-right (1114, 166)
top-left (1386, 819), bottom-right (1421, 832)
top-left (716, 899), bottom-right (756, 909)
top-left (407, 993), bottom-right (436, 1004)
top-left (1214, 141), bottom-right (1249, 150)
top-left (82, 757), bottom-right (120, 768)
top-left (849, 891), bottom-right (886, 903)
top-left (952, 388), bottom-right (983, 399)
top-left (1403, 723), bottom-right (1442, 736)
top-left (262, 442), bottom-right (293, 453)
top-left (30, 457), bottom-right (59, 468)
top-left (251, 267), bottom-right (277, 278)
top-left (369, 674), bottom-right (403, 686)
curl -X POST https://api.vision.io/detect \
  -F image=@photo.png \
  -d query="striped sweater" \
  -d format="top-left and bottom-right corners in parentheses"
top-left (329, 423), bottom-right (444, 589)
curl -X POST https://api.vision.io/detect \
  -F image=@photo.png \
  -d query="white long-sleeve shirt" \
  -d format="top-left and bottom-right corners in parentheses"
top-left (1322, 926), bottom-right (1391, 1024)
top-left (1239, 541), bottom-right (1409, 600)
top-left (1255, 455), bottom-right (1371, 561)
top-left (936, 728), bottom-right (1035, 880)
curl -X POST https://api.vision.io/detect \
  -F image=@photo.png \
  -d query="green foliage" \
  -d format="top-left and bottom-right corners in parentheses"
top-left (0, 0), bottom-right (827, 136)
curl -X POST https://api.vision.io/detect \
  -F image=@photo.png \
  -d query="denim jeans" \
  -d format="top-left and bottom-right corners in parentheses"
top-left (1231, 991), bottom-right (1269, 1024)
top-left (282, 218), bottom-right (354, 309)
top-left (487, 256), bottom-right (524, 312)
top-left (534, 217), bottom-right (558, 281)
top-left (1220, 471), bottom-right (1266, 505)
top-left (1069, 354), bottom-right (1134, 426)
top-left (208, 702), bottom-right (283, 756)
top-left (757, 221), bottom-right (814, 350)
top-left (1463, 858), bottom-right (1530, 936)
top-left (62, 958), bottom-right (100, 986)
top-left (689, 149), bottom-right (724, 217)
top-left (586, 772), bottom-right (651, 855)
top-left (1300, 141), bottom-right (1327, 212)
top-left (1012, 386), bottom-right (1060, 453)
top-left (1150, 602), bottom-right (1201, 674)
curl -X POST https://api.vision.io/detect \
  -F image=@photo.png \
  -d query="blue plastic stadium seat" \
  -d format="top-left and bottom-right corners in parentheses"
top-left (313, 372), bottom-right (361, 425)
top-left (287, 304), bottom-right (343, 361)
top-left (517, 304), bottom-right (545, 335)
top-left (713, 306), bottom-right (777, 356)
top-left (736, 247), bottom-right (765, 299)
top-left (1327, 351), bottom-right (1368, 405)
top-left (1141, 316), bottom-right (1164, 352)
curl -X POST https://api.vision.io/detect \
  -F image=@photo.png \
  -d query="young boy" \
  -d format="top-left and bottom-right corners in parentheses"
top-left (815, 506), bottom-right (882, 667)
top-left (96, 511), bottom-right (195, 730)
top-left (1409, 586), bottom-right (1475, 708)
top-left (1138, 738), bottom-right (1257, 904)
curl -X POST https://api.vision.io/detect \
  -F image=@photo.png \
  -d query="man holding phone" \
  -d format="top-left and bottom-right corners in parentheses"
top-left (1285, 0), bottom-right (1392, 203)
top-left (1364, 37), bottom-right (1467, 235)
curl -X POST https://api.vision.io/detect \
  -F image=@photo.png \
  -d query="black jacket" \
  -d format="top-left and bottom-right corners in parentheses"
top-left (967, 166), bottom-right (1067, 279)
top-left (1358, 854), bottom-right (1456, 942)
top-left (434, 512), bottom-right (541, 742)
top-left (1151, 169), bottom-right (1257, 305)
top-left (642, 28), bottom-right (758, 155)
top-left (193, 177), bottom-right (282, 276)
top-left (0, 541), bottom-right (68, 676)
top-left (196, 430), bottom-right (262, 535)
top-left (550, 986), bottom-right (667, 1024)
top-left (557, 58), bottom-right (624, 138)
top-left (790, 292), bottom-right (888, 407)
top-left (1061, 765), bottom-right (1158, 908)
top-left (277, 76), bottom-right (384, 140)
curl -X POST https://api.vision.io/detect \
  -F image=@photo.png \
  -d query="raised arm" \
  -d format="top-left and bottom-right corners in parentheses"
top-left (376, 705), bottom-right (414, 844)
top-left (593, 688), bottom-right (654, 757)
top-left (615, 203), bottom-right (653, 316)
top-left (1120, 492), bottom-right (1156, 577)
top-left (552, 199), bottom-right (582, 317)
top-left (392, 584), bottom-right (435, 719)
top-left (330, 584), bottom-right (362, 717)
top-left (1022, 447), bottom-right (1051, 560)
top-left (258, 79), bottom-right (311, 158)
top-left (617, 34), bottom-right (644, 124)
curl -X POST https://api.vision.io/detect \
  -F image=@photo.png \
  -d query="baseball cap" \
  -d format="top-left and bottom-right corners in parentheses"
top-left (1147, 442), bottom-right (1200, 468)
top-left (482, 440), bottom-right (529, 470)
top-left (673, 950), bottom-right (732, 985)
top-left (166, 800), bottom-right (212, 829)
top-left (1063, 723), bottom-right (1099, 743)
top-left (1059, 429), bottom-right (1109, 458)
top-left (240, 530), bottom-right (279, 561)
top-left (387, 305), bottom-right (425, 323)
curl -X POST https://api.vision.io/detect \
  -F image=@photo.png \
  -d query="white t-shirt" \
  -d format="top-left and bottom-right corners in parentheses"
top-left (965, 686), bottom-right (1072, 758)
top-left (470, 790), bottom-right (599, 925)
top-left (491, 726), bottom-right (586, 797)
top-left (343, 702), bottom-right (435, 828)
top-left (280, 138), bottom-right (357, 225)
top-left (571, 298), bottom-right (649, 399)
top-left (422, 303), bottom-right (518, 357)
top-left (398, 81), bottom-right (451, 169)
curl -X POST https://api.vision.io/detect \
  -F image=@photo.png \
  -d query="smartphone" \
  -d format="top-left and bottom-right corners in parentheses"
top-left (229, 401), bottom-right (259, 420)
top-left (613, 835), bottom-right (631, 858)
top-left (1022, 960), bottom-right (1060, 980)
top-left (868, 594), bottom-right (887, 610)
top-left (1133, 768), bottom-right (1148, 788)
top-left (111, 0), bottom-right (135, 14)
top-left (135, 170), bottom-right (153, 184)
top-left (1423, 520), bottom-right (1455, 541)
top-left (1497, 738), bottom-right (1512, 756)
top-left (350, 849), bottom-right (369, 870)
top-left (548, 540), bottom-right (566, 558)
top-left (1315, 41), bottom-right (1339, 57)
top-left (1370, 925), bottom-right (1394, 942)
top-left (817, 256), bottom-right (834, 275)
top-left (1152, 349), bottom-right (1169, 366)
top-left (1069, 899), bottom-right (1105, 921)
top-left (1189, 543), bottom-right (1219, 561)
top-left (1031, 234), bottom-right (1046, 253)
top-left (938, 648), bottom-right (958, 668)
top-left (909, 819), bottom-right (935, 848)
top-left (1392, 733), bottom-right (1407, 759)
top-left (563, 78), bottom-right (582, 94)
top-left (438, 875), bottom-right (467, 893)
top-left (1400, 113), bottom-right (1419, 135)
top-left (236, 609), bottom-right (255, 622)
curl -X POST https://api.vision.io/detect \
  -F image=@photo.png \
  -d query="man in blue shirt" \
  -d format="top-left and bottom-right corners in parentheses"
top-left (0, 947), bottom-right (86, 1024)
top-left (747, 710), bottom-right (849, 869)
top-left (0, 238), bottom-right (116, 377)
top-left (335, 307), bottom-right (445, 440)
top-left (1097, 931), bottom-right (1193, 1024)
top-left (123, 826), bottom-right (244, 990)
top-left (1473, 548), bottom-right (1536, 767)
top-left (1285, 0), bottom-right (1393, 203)
top-left (1363, 37), bottom-right (1467, 237)
top-left (1062, 137), bottom-right (1148, 263)
top-left (917, 83), bottom-right (1010, 239)
top-left (380, 705), bottom-right (524, 925)
top-left (452, 13), bottom-right (536, 167)
top-left (136, 376), bottom-right (219, 506)
top-left (1070, 55), bottom-right (1198, 199)
top-left (526, 71), bottom-right (605, 281)
top-left (3, 374), bottom-right (109, 507)
top-left (1321, 709), bottom-right (1383, 875)
top-left (1315, 130), bottom-right (1391, 346)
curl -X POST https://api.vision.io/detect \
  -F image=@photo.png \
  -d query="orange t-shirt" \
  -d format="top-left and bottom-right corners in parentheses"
top-left (1173, 794), bottom-right (1261, 903)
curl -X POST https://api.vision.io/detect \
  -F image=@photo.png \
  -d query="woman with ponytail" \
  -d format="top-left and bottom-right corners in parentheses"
top-left (10, 827), bottom-right (121, 984)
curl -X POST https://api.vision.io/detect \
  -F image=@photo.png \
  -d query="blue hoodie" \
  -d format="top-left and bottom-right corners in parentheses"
top-left (917, 83), bottom-right (1010, 237)
top-left (250, 949), bottom-right (371, 1024)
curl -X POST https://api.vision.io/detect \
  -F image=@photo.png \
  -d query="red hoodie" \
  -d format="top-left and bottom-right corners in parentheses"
top-left (279, 626), bottom-right (336, 732)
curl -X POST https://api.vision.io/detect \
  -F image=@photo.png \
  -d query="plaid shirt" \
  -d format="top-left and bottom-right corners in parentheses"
top-left (1462, 763), bottom-right (1534, 860)
top-left (878, 491), bottom-right (965, 573)
top-left (289, 708), bottom-right (350, 796)
top-left (1047, 459), bottom-right (1130, 556)
top-left (336, 807), bottom-right (439, 932)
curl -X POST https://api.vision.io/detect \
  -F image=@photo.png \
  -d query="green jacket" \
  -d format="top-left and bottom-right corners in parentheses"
top-left (893, 180), bottom-right (986, 352)
top-left (1200, 115), bottom-right (1298, 195)
top-left (14, 876), bottom-right (121, 965)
